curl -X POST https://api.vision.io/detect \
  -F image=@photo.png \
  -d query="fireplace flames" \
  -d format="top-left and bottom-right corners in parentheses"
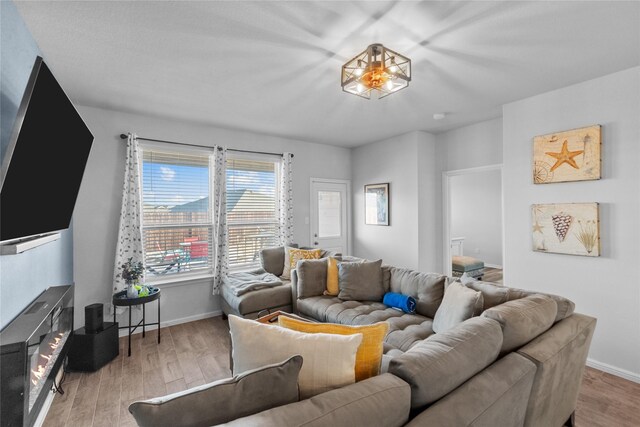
top-left (29, 332), bottom-right (69, 410)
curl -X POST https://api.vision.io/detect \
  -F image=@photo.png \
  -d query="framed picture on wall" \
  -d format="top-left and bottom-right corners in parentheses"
top-left (365, 183), bottom-right (389, 226)
top-left (533, 125), bottom-right (601, 184)
top-left (532, 202), bottom-right (600, 257)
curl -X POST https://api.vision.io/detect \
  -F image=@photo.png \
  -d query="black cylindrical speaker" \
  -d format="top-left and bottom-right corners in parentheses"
top-left (85, 303), bottom-right (104, 334)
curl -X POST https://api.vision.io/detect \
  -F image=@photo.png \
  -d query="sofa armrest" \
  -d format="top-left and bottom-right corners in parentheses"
top-left (516, 313), bottom-right (596, 427)
top-left (405, 353), bottom-right (536, 427)
top-left (220, 374), bottom-right (410, 427)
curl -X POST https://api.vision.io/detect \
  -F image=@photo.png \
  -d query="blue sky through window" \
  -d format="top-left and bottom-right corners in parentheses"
top-left (142, 161), bottom-right (276, 209)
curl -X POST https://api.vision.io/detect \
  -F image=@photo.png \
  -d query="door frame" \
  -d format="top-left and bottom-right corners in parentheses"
top-left (309, 177), bottom-right (352, 255)
top-left (442, 164), bottom-right (504, 276)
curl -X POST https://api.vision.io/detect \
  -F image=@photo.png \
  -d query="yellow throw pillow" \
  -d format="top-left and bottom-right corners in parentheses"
top-left (278, 316), bottom-right (389, 381)
top-left (288, 248), bottom-right (322, 269)
top-left (325, 257), bottom-right (339, 296)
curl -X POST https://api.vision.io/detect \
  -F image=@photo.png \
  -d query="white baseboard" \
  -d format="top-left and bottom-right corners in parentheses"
top-left (117, 309), bottom-right (222, 338)
top-left (587, 358), bottom-right (640, 384)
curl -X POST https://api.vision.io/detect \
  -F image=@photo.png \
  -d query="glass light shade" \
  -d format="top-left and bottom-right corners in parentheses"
top-left (341, 43), bottom-right (411, 99)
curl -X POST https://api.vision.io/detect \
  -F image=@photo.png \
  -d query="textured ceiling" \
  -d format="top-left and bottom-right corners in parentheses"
top-left (15, 1), bottom-right (640, 147)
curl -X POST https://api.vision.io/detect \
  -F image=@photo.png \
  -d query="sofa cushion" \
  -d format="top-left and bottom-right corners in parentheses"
top-left (338, 259), bottom-right (384, 301)
top-left (404, 353), bottom-right (536, 427)
top-left (129, 355), bottom-right (302, 427)
top-left (278, 316), bottom-right (388, 381)
top-left (222, 281), bottom-right (292, 315)
top-left (229, 315), bottom-right (362, 399)
top-left (464, 280), bottom-right (510, 309)
top-left (297, 296), bottom-right (435, 352)
top-left (387, 267), bottom-right (446, 318)
top-left (432, 281), bottom-right (484, 333)
top-left (260, 246), bottom-right (285, 277)
top-left (463, 280), bottom-right (575, 322)
top-left (296, 258), bottom-right (329, 298)
top-left (482, 294), bottom-right (558, 353)
top-left (220, 374), bottom-right (411, 427)
top-left (505, 287), bottom-right (574, 323)
top-left (388, 317), bottom-right (503, 409)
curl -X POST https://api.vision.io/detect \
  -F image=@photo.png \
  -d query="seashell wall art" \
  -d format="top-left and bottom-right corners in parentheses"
top-left (532, 203), bottom-right (600, 257)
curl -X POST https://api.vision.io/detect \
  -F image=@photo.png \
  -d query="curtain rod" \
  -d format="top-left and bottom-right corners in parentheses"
top-left (119, 133), bottom-right (293, 158)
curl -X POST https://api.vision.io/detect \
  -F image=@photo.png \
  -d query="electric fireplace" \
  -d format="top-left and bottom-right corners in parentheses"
top-left (1, 285), bottom-right (73, 427)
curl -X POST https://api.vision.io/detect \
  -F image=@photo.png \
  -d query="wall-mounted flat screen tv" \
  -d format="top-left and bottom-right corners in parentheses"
top-left (0, 56), bottom-right (93, 243)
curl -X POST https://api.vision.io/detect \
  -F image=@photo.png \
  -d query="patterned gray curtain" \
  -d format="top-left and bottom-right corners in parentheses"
top-left (278, 153), bottom-right (294, 245)
top-left (211, 147), bottom-right (228, 295)
top-left (113, 133), bottom-right (144, 293)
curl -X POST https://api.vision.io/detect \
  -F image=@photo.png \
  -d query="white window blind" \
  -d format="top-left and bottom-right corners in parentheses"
top-left (141, 148), bottom-right (213, 278)
top-left (226, 156), bottom-right (280, 270)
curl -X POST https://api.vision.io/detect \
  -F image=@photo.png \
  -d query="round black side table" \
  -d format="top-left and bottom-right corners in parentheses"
top-left (112, 287), bottom-right (161, 356)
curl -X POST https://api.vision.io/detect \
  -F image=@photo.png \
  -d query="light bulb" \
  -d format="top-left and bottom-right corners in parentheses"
top-left (354, 68), bottom-right (363, 76)
top-left (389, 65), bottom-right (398, 73)
top-left (386, 80), bottom-right (394, 90)
top-left (356, 83), bottom-right (364, 93)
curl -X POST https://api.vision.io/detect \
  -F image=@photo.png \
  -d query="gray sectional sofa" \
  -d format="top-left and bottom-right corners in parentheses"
top-left (224, 252), bottom-right (596, 426)
top-left (134, 247), bottom-right (597, 427)
top-left (220, 245), bottom-right (337, 319)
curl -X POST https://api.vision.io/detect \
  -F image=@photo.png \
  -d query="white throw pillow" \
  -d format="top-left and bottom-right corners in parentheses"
top-left (228, 315), bottom-right (362, 399)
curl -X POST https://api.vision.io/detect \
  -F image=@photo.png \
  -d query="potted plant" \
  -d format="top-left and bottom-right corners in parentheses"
top-left (119, 257), bottom-right (144, 298)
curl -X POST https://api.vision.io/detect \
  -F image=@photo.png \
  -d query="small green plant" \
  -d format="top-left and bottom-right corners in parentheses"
top-left (119, 257), bottom-right (144, 284)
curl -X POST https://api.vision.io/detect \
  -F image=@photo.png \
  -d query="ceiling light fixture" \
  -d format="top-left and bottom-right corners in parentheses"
top-left (341, 43), bottom-right (411, 100)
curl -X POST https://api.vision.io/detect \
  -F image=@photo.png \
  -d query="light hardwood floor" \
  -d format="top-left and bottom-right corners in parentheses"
top-left (44, 316), bottom-right (639, 427)
top-left (481, 267), bottom-right (503, 284)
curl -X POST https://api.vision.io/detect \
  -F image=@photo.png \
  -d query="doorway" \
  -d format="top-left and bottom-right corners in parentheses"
top-left (442, 165), bottom-right (503, 282)
top-left (310, 178), bottom-right (351, 254)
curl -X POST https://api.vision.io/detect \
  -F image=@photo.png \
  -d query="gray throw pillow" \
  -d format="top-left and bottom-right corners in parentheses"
top-left (482, 294), bottom-right (557, 353)
top-left (129, 355), bottom-right (302, 427)
top-left (260, 244), bottom-right (298, 276)
top-left (432, 281), bottom-right (484, 333)
top-left (297, 258), bottom-right (329, 298)
top-left (338, 259), bottom-right (384, 301)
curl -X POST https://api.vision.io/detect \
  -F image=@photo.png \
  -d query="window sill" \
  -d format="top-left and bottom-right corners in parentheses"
top-left (147, 273), bottom-right (214, 289)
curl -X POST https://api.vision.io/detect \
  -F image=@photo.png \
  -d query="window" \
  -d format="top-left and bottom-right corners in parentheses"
top-left (226, 156), bottom-right (280, 270)
top-left (141, 147), bottom-right (213, 279)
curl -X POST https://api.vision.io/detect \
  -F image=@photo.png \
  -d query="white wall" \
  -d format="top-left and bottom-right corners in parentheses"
top-left (435, 117), bottom-right (503, 172)
top-left (434, 118), bottom-right (503, 271)
top-left (503, 67), bottom-right (640, 380)
top-left (450, 170), bottom-right (503, 266)
top-left (73, 105), bottom-right (351, 330)
top-left (351, 131), bottom-right (437, 270)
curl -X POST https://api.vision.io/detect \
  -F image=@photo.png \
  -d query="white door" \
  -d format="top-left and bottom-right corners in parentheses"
top-left (310, 180), bottom-right (349, 254)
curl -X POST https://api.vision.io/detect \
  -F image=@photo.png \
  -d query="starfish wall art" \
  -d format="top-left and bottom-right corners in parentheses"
top-left (533, 125), bottom-right (601, 184)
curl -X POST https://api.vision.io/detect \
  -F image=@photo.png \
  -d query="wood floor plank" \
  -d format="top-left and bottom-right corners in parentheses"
top-left (93, 372), bottom-right (123, 427)
top-left (66, 368), bottom-right (102, 427)
top-left (44, 315), bottom-right (640, 427)
top-left (41, 378), bottom-right (79, 427)
top-left (197, 350), bottom-right (228, 383)
top-left (177, 351), bottom-right (206, 385)
top-left (118, 398), bottom-right (140, 427)
top-left (165, 378), bottom-right (188, 394)
top-left (158, 348), bottom-right (184, 384)
top-left (142, 366), bottom-right (167, 399)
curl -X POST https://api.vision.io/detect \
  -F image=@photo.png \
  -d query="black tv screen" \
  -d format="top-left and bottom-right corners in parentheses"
top-left (0, 57), bottom-right (93, 242)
